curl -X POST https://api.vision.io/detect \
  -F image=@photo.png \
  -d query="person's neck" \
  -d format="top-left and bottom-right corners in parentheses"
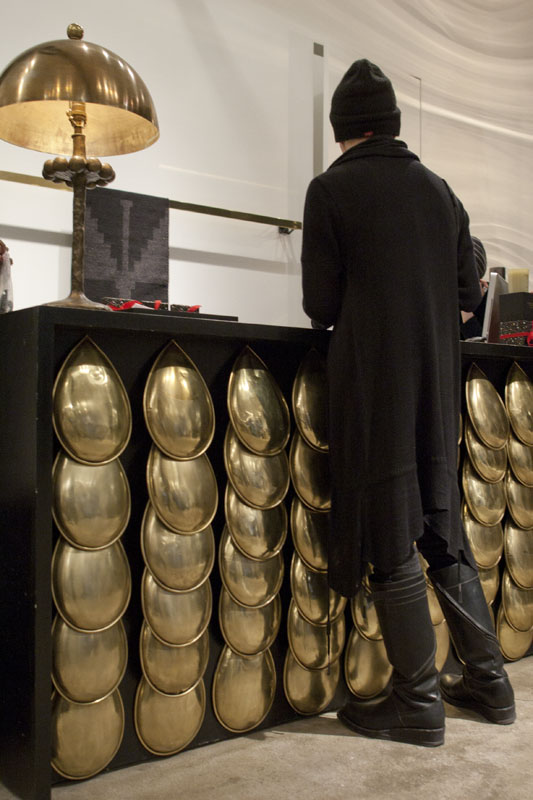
top-left (340, 136), bottom-right (371, 153)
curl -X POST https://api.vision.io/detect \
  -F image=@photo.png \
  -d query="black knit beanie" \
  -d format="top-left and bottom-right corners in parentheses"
top-left (471, 236), bottom-right (487, 280)
top-left (329, 59), bottom-right (401, 142)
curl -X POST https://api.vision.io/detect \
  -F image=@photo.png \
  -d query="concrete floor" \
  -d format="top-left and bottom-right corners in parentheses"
top-left (1, 657), bottom-right (530, 800)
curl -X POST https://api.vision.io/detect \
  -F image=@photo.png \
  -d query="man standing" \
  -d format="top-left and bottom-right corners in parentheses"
top-left (301, 59), bottom-right (514, 747)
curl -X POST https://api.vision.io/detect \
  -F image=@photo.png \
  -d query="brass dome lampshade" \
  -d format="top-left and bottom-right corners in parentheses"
top-left (0, 23), bottom-right (159, 309)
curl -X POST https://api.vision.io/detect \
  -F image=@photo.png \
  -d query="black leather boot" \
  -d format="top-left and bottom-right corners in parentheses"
top-left (337, 553), bottom-right (445, 747)
top-left (428, 562), bottom-right (515, 724)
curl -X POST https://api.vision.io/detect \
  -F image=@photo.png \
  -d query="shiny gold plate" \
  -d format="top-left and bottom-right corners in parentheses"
top-left (465, 363), bottom-right (509, 450)
top-left (223, 425), bottom-right (290, 510)
top-left (283, 649), bottom-right (340, 715)
top-left (426, 582), bottom-right (445, 626)
top-left (344, 626), bottom-right (392, 699)
top-left (287, 599), bottom-right (345, 669)
top-left (147, 444), bottom-right (218, 534)
top-left (224, 483), bottom-right (287, 561)
top-left (52, 616), bottom-right (127, 704)
top-left (141, 502), bottom-right (214, 592)
top-left (290, 496), bottom-right (328, 572)
top-left (134, 676), bottom-right (206, 756)
top-left (291, 348), bottom-right (328, 452)
top-left (461, 456), bottom-right (506, 526)
top-left (227, 346), bottom-right (290, 456)
top-left (290, 552), bottom-right (346, 626)
top-left (506, 468), bottom-right (533, 529)
top-left (139, 621), bottom-right (209, 696)
top-left (143, 340), bottom-right (215, 460)
top-left (501, 569), bottom-right (533, 633)
top-left (478, 564), bottom-right (500, 606)
top-left (351, 580), bottom-right (383, 640)
top-left (141, 568), bottom-right (212, 646)
top-left (461, 500), bottom-right (503, 570)
top-left (219, 525), bottom-right (284, 608)
top-left (289, 431), bottom-right (331, 511)
top-left (508, 433), bottom-right (533, 487)
top-left (505, 361), bottom-right (533, 446)
top-left (52, 538), bottom-right (131, 632)
top-left (52, 451), bottom-right (131, 550)
top-left (51, 688), bottom-right (124, 780)
top-left (464, 417), bottom-right (507, 483)
top-left (212, 645), bottom-right (276, 732)
top-left (218, 587), bottom-right (281, 656)
top-left (496, 604), bottom-right (533, 661)
top-left (434, 619), bottom-right (450, 672)
top-left (52, 337), bottom-right (132, 465)
top-left (504, 520), bottom-right (533, 589)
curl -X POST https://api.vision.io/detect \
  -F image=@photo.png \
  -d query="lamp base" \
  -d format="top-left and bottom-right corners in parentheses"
top-left (46, 290), bottom-right (110, 311)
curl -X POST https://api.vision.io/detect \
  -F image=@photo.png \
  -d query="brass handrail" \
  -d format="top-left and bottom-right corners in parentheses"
top-left (0, 169), bottom-right (302, 233)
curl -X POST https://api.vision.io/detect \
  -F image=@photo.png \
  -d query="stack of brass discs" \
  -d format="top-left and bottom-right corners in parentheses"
top-left (136, 341), bottom-right (216, 755)
top-left (284, 349), bottom-right (345, 715)
top-left (215, 347), bottom-right (289, 732)
top-left (51, 337), bottom-right (132, 780)
top-left (345, 574), bottom-right (391, 699)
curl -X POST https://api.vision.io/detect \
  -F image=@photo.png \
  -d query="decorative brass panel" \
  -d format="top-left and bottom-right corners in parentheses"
top-left (218, 587), bottom-right (281, 657)
top-left (351, 580), bottom-right (383, 640)
top-left (462, 456), bottom-right (506, 526)
top-left (218, 525), bottom-right (284, 609)
top-left (505, 468), bottom-right (533, 529)
top-left (501, 569), bottom-right (533, 632)
top-left (496, 604), bottom-right (533, 661)
top-left (461, 501), bottom-right (503, 570)
top-left (224, 425), bottom-right (289, 510)
top-left (212, 646), bottom-right (276, 733)
top-left (434, 619), bottom-right (450, 672)
top-left (344, 627), bottom-right (392, 699)
top-left (287, 599), bottom-right (345, 670)
top-left (291, 349), bottom-right (328, 452)
top-left (139, 622), bottom-right (209, 696)
top-left (290, 496), bottom-right (328, 572)
top-left (478, 564), bottom-right (500, 606)
top-left (141, 569), bottom-right (212, 646)
top-left (507, 434), bottom-right (533, 487)
top-left (464, 417), bottom-right (507, 483)
top-left (426, 582), bottom-right (445, 626)
top-left (134, 677), bottom-right (205, 756)
top-left (465, 363), bottom-right (509, 450)
top-left (283, 649), bottom-right (340, 715)
top-left (504, 520), bottom-right (533, 589)
top-left (225, 483), bottom-right (287, 561)
top-left (289, 431), bottom-right (331, 511)
top-left (290, 552), bottom-right (346, 626)
top-left (505, 362), bottom-right (533, 446)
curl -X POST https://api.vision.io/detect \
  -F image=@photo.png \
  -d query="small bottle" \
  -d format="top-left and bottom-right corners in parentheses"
top-left (0, 240), bottom-right (13, 313)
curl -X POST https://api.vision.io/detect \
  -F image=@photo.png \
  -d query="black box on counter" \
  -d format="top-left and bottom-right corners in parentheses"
top-left (499, 292), bottom-right (533, 345)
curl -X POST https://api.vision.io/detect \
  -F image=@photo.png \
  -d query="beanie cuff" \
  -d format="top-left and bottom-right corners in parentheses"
top-left (330, 108), bottom-right (401, 142)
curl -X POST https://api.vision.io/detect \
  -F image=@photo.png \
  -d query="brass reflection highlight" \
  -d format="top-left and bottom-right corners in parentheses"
top-left (351, 581), bottom-right (383, 640)
top-left (219, 525), bottom-right (284, 608)
top-left (426, 583), bottom-right (445, 626)
top-left (212, 645), bottom-right (276, 733)
top-left (139, 622), bottom-right (209, 696)
top-left (147, 445), bottom-right (218, 534)
top-left (501, 569), bottom-right (533, 633)
top-left (292, 348), bottom-right (328, 452)
top-left (504, 521), bottom-right (533, 589)
top-left (287, 599), bottom-right (345, 670)
top-left (290, 497), bottom-right (328, 572)
top-left (227, 346), bottom-right (290, 456)
top-left (289, 431), bottom-right (331, 511)
top-left (505, 362), bottom-right (533, 446)
top-left (507, 434), bottom-right (533, 487)
top-left (290, 552), bottom-right (346, 626)
top-left (52, 538), bottom-right (131, 632)
top-left (52, 616), bottom-right (127, 704)
top-left (283, 649), bottom-right (340, 715)
top-left (143, 340), bottom-right (215, 460)
top-left (219, 587), bottom-right (281, 656)
top-left (461, 501), bottom-right (503, 570)
top-left (465, 363), bottom-right (509, 450)
top-left (344, 627), bottom-right (392, 699)
top-left (478, 564), bottom-right (500, 606)
top-left (52, 452), bottom-right (130, 550)
top-left (462, 456), bottom-right (506, 526)
top-left (134, 677), bottom-right (205, 756)
top-left (141, 502), bottom-right (214, 592)
top-left (224, 425), bottom-right (289, 510)
top-left (505, 469), bottom-right (533, 529)
top-left (141, 569), bottom-right (212, 646)
top-left (51, 689), bottom-right (124, 780)
top-left (225, 483), bottom-right (287, 561)
top-left (497, 605), bottom-right (533, 661)
top-left (53, 337), bottom-right (131, 464)
top-left (434, 619), bottom-right (450, 672)
top-left (464, 418), bottom-right (507, 483)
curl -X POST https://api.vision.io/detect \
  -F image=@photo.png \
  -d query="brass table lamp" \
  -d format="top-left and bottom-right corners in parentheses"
top-left (0, 23), bottom-right (159, 309)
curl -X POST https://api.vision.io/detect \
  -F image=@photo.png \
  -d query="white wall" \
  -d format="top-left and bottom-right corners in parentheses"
top-left (1, 0), bottom-right (532, 324)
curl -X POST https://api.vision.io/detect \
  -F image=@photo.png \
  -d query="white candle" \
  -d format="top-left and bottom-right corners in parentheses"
top-left (506, 268), bottom-right (530, 293)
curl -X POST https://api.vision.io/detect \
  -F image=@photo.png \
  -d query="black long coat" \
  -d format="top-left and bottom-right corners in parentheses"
top-left (301, 136), bottom-right (482, 597)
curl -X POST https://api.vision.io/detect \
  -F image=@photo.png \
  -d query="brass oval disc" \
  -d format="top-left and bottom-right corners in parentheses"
top-left (496, 604), bottom-right (533, 661)
top-left (147, 445), bottom-right (218, 534)
top-left (508, 434), bottom-right (533, 488)
top-left (218, 525), bottom-right (284, 609)
top-left (464, 417), bottom-right (507, 483)
top-left (52, 616), bottom-right (128, 704)
top-left (289, 432), bottom-right (331, 511)
top-left (141, 569), bottom-right (212, 646)
top-left (212, 645), bottom-right (276, 732)
top-left (225, 483), bottom-right (287, 561)
top-left (52, 337), bottom-right (132, 465)
top-left (461, 500), bottom-right (503, 570)
top-left (134, 676), bottom-right (206, 756)
top-left (504, 520), bottom-right (533, 589)
top-left (283, 649), bottom-right (340, 715)
top-left (143, 340), bottom-right (215, 460)
top-left (287, 599), bottom-right (345, 669)
top-left (139, 622), bottom-right (209, 696)
top-left (501, 569), bottom-right (533, 632)
top-left (505, 361), bottom-right (533, 446)
top-left (506, 468), bottom-right (533, 529)
top-left (223, 425), bottom-right (290, 510)
top-left (52, 538), bottom-right (131, 633)
top-left (434, 619), bottom-right (450, 672)
top-left (52, 451), bottom-right (131, 550)
top-left (465, 363), bottom-right (509, 450)
top-left (290, 552), bottom-right (346, 626)
top-left (51, 689), bottom-right (125, 780)
top-left (426, 582), bottom-right (445, 626)
top-left (141, 502), bottom-right (214, 592)
top-left (462, 456), bottom-right (506, 526)
top-left (218, 587), bottom-right (281, 656)
top-left (344, 626), bottom-right (392, 699)
top-left (227, 346), bottom-right (290, 456)
top-left (291, 348), bottom-right (328, 452)
top-left (351, 582), bottom-right (383, 640)
top-left (478, 564), bottom-right (500, 606)
top-left (290, 496), bottom-right (328, 572)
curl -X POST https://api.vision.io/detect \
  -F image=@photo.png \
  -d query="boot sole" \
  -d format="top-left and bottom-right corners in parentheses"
top-left (337, 709), bottom-right (445, 747)
top-left (441, 688), bottom-right (516, 725)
